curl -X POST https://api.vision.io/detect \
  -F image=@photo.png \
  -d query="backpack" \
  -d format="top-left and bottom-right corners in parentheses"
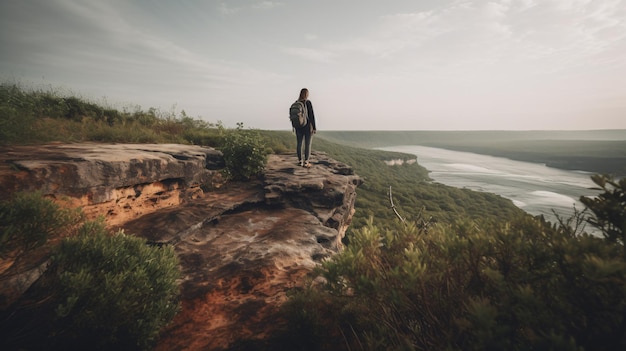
top-left (289, 100), bottom-right (308, 129)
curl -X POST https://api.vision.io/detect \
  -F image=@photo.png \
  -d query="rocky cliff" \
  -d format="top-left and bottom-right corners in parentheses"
top-left (0, 143), bottom-right (362, 350)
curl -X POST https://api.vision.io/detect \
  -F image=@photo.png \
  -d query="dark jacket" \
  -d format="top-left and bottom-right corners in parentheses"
top-left (303, 100), bottom-right (316, 132)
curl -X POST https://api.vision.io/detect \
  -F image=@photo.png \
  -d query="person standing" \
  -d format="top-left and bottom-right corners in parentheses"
top-left (295, 88), bottom-right (316, 167)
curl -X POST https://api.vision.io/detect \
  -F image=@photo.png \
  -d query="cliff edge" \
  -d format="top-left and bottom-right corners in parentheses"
top-left (0, 143), bottom-right (362, 350)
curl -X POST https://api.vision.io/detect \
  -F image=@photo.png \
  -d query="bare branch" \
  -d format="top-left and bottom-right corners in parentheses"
top-left (388, 186), bottom-right (405, 223)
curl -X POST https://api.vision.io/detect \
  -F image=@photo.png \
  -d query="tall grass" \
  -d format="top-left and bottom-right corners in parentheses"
top-left (0, 83), bottom-right (222, 145)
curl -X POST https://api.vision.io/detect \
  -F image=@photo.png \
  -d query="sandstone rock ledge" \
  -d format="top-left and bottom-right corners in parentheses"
top-left (136, 152), bottom-right (362, 351)
top-left (0, 143), bottom-right (225, 227)
top-left (0, 143), bottom-right (362, 350)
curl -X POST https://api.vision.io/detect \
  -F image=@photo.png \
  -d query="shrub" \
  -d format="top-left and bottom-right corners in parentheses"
top-left (0, 192), bottom-right (81, 259)
top-left (220, 123), bottom-right (269, 180)
top-left (48, 221), bottom-right (181, 350)
top-left (281, 212), bottom-right (626, 351)
top-left (581, 174), bottom-right (626, 249)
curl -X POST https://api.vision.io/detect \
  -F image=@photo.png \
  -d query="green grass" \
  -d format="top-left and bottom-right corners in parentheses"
top-left (0, 82), bottom-right (221, 145)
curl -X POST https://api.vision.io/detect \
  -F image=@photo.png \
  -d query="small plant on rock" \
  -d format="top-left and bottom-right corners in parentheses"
top-left (0, 191), bottom-right (81, 260)
top-left (220, 122), bottom-right (269, 181)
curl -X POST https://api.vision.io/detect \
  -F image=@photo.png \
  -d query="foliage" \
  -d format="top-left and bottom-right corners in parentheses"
top-left (281, 212), bottom-right (626, 350)
top-left (581, 174), bottom-right (626, 249)
top-left (220, 123), bottom-right (269, 180)
top-left (0, 82), bottom-right (221, 145)
top-left (48, 220), bottom-right (181, 350)
top-left (0, 191), bottom-right (82, 259)
top-left (0, 193), bottom-right (180, 351)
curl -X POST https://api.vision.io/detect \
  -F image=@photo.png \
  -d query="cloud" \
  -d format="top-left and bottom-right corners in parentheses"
top-left (342, 10), bottom-right (442, 58)
top-left (53, 1), bottom-right (285, 85)
top-left (507, 0), bottom-right (626, 69)
top-left (252, 1), bottom-right (282, 9)
top-left (0, 0), bottom-right (287, 112)
top-left (218, 2), bottom-right (242, 15)
top-left (2, 0), bottom-right (624, 130)
top-left (318, 0), bottom-right (626, 74)
top-left (281, 47), bottom-right (336, 63)
top-left (219, 0), bottom-right (282, 14)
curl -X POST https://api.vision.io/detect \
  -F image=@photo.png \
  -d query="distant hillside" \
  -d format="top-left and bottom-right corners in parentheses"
top-left (318, 130), bottom-right (626, 146)
top-left (317, 130), bottom-right (626, 176)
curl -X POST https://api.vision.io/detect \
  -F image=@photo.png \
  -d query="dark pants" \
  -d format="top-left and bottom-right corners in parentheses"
top-left (296, 127), bottom-right (313, 161)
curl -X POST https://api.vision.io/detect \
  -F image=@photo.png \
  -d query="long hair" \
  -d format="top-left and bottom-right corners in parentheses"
top-left (298, 88), bottom-right (309, 101)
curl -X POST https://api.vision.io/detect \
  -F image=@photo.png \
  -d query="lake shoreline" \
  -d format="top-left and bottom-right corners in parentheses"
top-left (378, 145), bottom-right (599, 230)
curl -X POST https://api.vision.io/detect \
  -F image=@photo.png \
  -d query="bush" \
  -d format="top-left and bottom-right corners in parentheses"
top-left (220, 123), bottom-right (269, 180)
top-left (48, 220), bottom-right (181, 350)
top-left (0, 192), bottom-right (81, 259)
top-left (581, 174), bottom-right (626, 249)
top-left (281, 211), bottom-right (626, 351)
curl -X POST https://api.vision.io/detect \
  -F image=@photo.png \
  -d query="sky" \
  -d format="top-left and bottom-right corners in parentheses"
top-left (1, 0), bottom-right (625, 131)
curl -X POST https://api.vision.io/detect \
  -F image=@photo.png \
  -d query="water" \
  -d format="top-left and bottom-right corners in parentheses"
top-left (379, 145), bottom-right (599, 226)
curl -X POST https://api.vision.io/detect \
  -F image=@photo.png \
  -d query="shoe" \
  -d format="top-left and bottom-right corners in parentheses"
top-left (304, 161), bottom-right (311, 168)
top-left (298, 160), bottom-right (304, 167)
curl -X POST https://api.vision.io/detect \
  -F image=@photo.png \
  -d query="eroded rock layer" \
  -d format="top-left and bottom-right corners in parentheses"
top-left (0, 143), bottom-right (225, 226)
